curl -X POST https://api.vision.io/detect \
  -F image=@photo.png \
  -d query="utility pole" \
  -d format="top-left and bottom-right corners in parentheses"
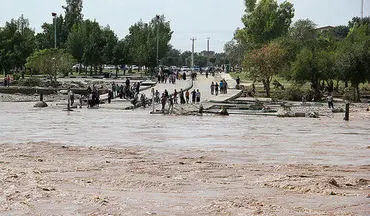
top-left (52, 12), bottom-right (57, 48)
top-left (207, 37), bottom-right (210, 52)
top-left (361, 0), bottom-right (365, 18)
top-left (190, 38), bottom-right (196, 69)
top-left (156, 15), bottom-right (160, 68)
top-left (206, 37), bottom-right (210, 67)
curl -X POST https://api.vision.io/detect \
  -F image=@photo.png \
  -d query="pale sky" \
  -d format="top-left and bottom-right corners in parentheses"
top-left (0, 0), bottom-right (368, 52)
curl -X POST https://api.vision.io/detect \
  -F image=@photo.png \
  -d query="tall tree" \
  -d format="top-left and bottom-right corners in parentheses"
top-left (125, 15), bottom-right (172, 71)
top-left (63, 0), bottom-right (83, 32)
top-left (336, 24), bottom-right (370, 101)
top-left (36, 15), bottom-right (65, 49)
top-left (289, 19), bottom-right (317, 41)
top-left (291, 38), bottom-right (334, 101)
top-left (101, 26), bottom-right (118, 65)
top-left (82, 20), bottom-right (104, 73)
top-left (66, 23), bottom-right (86, 69)
top-left (0, 15), bottom-right (35, 73)
top-left (224, 39), bottom-right (245, 68)
top-left (236, 0), bottom-right (294, 48)
top-left (113, 39), bottom-right (130, 66)
top-left (161, 47), bottom-right (182, 66)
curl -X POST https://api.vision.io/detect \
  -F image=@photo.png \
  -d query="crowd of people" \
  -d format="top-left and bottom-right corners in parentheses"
top-left (152, 88), bottom-right (202, 113)
top-left (157, 69), bottom-right (199, 84)
top-left (210, 79), bottom-right (228, 96)
top-left (84, 70), bottom-right (228, 112)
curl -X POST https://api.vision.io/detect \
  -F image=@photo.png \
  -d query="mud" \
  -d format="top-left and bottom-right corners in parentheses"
top-left (0, 142), bottom-right (369, 215)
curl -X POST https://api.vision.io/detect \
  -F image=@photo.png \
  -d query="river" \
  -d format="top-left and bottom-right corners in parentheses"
top-left (1, 102), bottom-right (369, 165)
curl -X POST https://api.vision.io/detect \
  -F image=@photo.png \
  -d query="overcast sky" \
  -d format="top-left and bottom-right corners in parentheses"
top-left (0, 0), bottom-right (367, 52)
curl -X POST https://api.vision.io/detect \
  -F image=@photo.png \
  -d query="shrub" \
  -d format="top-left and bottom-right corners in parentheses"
top-left (18, 77), bottom-right (42, 87)
top-left (272, 85), bottom-right (312, 101)
top-left (13, 73), bottom-right (21, 81)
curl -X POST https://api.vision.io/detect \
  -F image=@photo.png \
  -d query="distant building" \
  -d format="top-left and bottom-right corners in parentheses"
top-left (316, 26), bottom-right (335, 33)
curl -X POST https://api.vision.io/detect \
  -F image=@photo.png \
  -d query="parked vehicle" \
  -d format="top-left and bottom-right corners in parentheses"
top-left (72, 64), bottom-right (84, 69)
top-left (104, 65), bottom-right (116, 70)
top-left (181, 66), bottom-right (190, 72)
top-left (170, 66), bottom-right (178, 70)
top-left (192, 66), bottom-right (200, 72)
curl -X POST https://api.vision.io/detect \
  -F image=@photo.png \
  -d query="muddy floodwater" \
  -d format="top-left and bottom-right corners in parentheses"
top-left (1, 102), bottom-right (370, 215)
top-left (1, 102), bottom-right (369, 166)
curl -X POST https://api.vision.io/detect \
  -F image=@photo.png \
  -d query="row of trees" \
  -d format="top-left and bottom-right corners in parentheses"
top-left (227, 0), bottom-right (370, 101)
top-left (0, 0), bottom-right (174, 80)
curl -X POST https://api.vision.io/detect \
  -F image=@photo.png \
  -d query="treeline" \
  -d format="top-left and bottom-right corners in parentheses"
top-left (0, 0), bottom-right (230, 80)
top-left (226, 0), bottom-right (370, 102)
top-left (0, 0), bottom-right (173, 78)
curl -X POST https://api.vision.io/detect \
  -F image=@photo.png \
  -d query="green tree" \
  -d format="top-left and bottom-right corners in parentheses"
top-left (113, 39), bottom-right (130, 67)
top-left (66, 24), bottom-right (85, 71)
top-left (161, 47), bottom-right (182, 66)
top-left (36, 15), bottom-right (65, 49)
top-left (101, 26), bottom-right (118, 65)
top-left (224, 39), bottom-right (245, 69)
top-left (291, 38), bottom-right (334, 101)
top-left (125, 15), bottom-right (173, 72)
top-left (63, 0), bottom-right (83, 33)
top-left (0, 15), bottom-right (35, 73)
top-left (336, 24), bottom-right (370, 101)
top-left (245, 42), bottom-right (287, 97)
top-left (289, 19), bottom-right (317, 41)
top-left (26, 49), bottom-right (75, 84)
top-left (180, 51), bottom-right (192, 66)
top-left (236, 0), bottom-right (294, 48)
top-left (81, 20), bottom-right (105, 74)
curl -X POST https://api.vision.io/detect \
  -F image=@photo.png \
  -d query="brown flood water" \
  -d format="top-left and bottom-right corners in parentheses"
top-left (1, 102), bottom-right (369, 166)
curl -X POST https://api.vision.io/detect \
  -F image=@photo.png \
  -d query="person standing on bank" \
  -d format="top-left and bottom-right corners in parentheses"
top-left (196, 89), bottom-right (201, 103)
top-left (215, 82), bottom-right (219, 96)
top-left (210, 82), bottom-right (215, 95)
top-left (180, 89), bottom-right (185, 104)
top-left (173, 89), bottom-right (178, 104)
top-left (161, 93), bottom-right (167, 112)
top-left (191, 89), bottom-right (196, 104)
top-left (7, 75), bottom-right (10, 87)
top-left (327, 93), bottom-right (334, 109)
top-left (185, 90), bottom-right (190, 104)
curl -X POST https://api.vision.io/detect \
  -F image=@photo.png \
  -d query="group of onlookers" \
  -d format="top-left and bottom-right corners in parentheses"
top-left (108, 78), bottom-right (140, 102)
top-left (153, 88), bottom-right (201, 113)
top-left (210, 79), bottom-right (228, 96)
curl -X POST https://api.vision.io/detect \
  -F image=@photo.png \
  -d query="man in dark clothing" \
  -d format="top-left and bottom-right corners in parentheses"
top-left (179, 89), bottom-right (185, 104)
top-left (215, 82), bottom-right (219, 96)
top-left (191, 89), bottom-right (196, 104)
top-left (136, 82), bottom-right (141, 94)
top-left (125, 78), bottom-right (130, 87)
top-left (236, 76), bottom-right (240, 85)
top-left (185, 90), bottom-right (190, 104)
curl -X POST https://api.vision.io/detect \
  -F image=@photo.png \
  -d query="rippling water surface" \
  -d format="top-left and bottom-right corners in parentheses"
top-left (1, 102), bottom-right (369, 165)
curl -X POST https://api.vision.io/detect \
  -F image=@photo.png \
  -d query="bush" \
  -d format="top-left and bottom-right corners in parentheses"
top-left (13, 73), bottom-right (21, 81)
top-left (272, 85), bottom-right (312, 101)
top-left (18, 77), bottom-right (42, 87)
